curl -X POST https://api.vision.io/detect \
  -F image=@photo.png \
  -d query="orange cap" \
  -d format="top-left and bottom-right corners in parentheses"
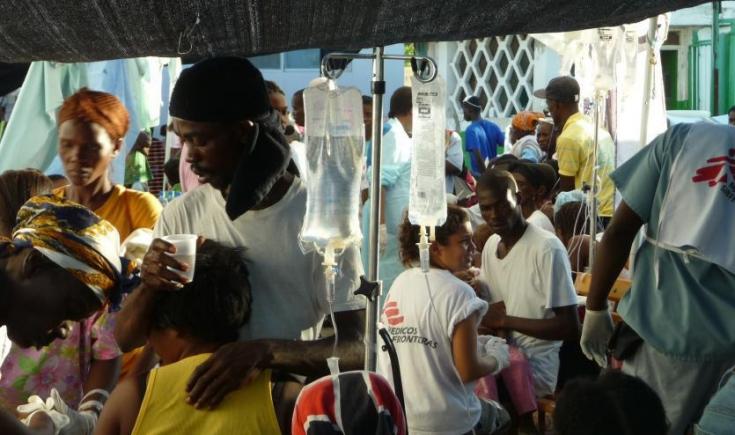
top-left (511, 111), bottom-right (544, 132)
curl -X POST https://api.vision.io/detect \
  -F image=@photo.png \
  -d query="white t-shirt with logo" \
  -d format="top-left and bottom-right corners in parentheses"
top-left (481, 224), bottom-right (576, 396)
top-left (154, 179), bottom-right (365, 341)
top-left (528, 209), bottom-right (555, 234)
top-left (378, 268), bottom-right (488, 435)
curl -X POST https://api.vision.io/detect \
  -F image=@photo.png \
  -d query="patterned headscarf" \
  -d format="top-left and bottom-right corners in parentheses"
top-left (292, 371), bottom-right (406, 435)
top-left (11, 195), bottom-right (124, 306)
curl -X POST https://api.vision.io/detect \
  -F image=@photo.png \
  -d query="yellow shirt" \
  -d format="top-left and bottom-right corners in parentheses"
top-left (131, 354), bottom-right (280, 435)
top-left (53, 184), bottom-right (161, 241)
top-left (556, 112), bottom-right (615, 217)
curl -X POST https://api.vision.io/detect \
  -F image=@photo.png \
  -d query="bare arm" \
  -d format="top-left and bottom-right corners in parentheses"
top-left (94, 375), bottom-right (145, 435)
top-left (186, 309), bottom-right (365, 408)
top-left (0, 412), bottom-right (36, 435)
top-left (445, 160), bottom-right (462, 176)
top-left (83, 357), bottom-right (121, 411)
top-left (483, 302), bottom-right (580, 341)
top-left (113, 285), bottom-right (157, 352)
top-left (0, 411), bottom-right (55, 435)
top-left (266, 309), bottom-right (365, 375)
top-left (473, 149), bottom-right (486, 175)
top-left (271, 375), bottom-right (303, 435)
top-left (114, 239), bottom-right (190, 352)
top-left (558, 175), bottom-right (576, 192)
top-left (586, 201), bottom-right (643, 311)
top-left (452, 312), bottom-right (497, 383)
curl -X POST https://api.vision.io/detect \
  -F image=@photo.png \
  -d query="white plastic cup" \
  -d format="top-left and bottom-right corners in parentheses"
top-left (162, 234), bottom-right (197, 283)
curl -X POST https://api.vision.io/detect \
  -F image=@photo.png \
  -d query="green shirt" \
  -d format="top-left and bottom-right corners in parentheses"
top-left (125, 151), bottom-right (152, 187)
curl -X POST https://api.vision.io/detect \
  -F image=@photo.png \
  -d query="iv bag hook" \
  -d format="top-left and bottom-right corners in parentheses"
top-left (320, 52), bottom-right (438, 83)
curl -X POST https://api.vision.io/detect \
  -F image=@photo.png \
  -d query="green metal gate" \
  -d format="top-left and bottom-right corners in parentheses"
top-left (688, 21), bottom-right (735, 115)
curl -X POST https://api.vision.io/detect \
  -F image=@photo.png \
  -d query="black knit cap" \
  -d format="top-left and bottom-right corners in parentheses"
top-left (169, 56), bottom-right (271, 122)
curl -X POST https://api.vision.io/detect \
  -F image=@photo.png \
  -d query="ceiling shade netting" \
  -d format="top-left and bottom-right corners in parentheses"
top-left (0, 0), bottom-right (708, 63)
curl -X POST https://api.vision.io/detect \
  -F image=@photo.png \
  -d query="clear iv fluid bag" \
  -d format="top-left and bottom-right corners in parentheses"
top-left (300, 82), bottom-right (364, 255)
top-left (408, 75), bottom-right (447, 228)
top-left (592, 27), bottom-right (623, 91)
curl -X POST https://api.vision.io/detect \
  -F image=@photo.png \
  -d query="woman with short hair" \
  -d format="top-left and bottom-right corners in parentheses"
top-left (379, 205), bottom-right (510, 435)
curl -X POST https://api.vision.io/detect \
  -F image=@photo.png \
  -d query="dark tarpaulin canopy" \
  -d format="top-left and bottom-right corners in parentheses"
top-left (0, 0), bottom-right (709, 63)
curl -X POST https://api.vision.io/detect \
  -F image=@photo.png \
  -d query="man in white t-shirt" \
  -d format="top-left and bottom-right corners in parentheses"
top-left (115, 57), bottom-right (365, 410)
top-left (477, 169), bottom-right (579, 414)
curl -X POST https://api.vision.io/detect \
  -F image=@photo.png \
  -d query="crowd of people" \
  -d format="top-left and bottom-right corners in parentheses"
top-left (0, 55), bottom-right (732, 435)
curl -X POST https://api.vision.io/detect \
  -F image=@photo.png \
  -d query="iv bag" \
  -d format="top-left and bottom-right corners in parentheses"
top-left (559, 38), bottom-right (584, 76)
top-left (592, 27), bottom-right (623, 91)
top-left (622, 26), bottom-right (640, 95)
top-left (408, 75), bottom-right (447, 228)
top-left (300, 81), bottom-right (364, 256)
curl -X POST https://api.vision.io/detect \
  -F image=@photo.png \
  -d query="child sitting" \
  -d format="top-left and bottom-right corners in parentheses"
top-left (94, 240), bottom-right (302, 435)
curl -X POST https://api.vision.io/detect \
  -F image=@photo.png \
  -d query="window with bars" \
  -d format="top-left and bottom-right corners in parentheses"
top-left (449, 35), bottom-right (535, 120)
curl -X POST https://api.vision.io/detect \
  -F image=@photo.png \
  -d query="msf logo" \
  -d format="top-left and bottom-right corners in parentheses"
top-left (383, 301), bottom-right (404, 326)
top-left (692, 148), bottom-right (735, 187)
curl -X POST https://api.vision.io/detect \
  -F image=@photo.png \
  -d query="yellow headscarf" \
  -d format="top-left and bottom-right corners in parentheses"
top-left (12, 195), bottom-right (123, 304)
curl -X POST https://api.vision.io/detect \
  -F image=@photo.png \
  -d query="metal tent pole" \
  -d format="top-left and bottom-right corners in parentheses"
top-left (712, 1), bottom-right (721, 115)
top-left (365, 46), bottom-right (385, 371)
top-left (589, 90), bottom-right (603, 269)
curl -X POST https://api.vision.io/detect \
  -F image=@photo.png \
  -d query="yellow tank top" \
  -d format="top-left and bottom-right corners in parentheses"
top-left (131, 354), bottom-right (280, 435)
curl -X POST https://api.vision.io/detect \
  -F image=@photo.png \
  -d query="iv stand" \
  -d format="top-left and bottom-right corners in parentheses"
top-left (589, 90), bottom-right (603, 269)
top-left (321, 49), bottom-right (437, 371)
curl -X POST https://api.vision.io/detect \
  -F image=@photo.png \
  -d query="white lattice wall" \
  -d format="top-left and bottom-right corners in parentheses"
top-left (449, 35), bottom-right (535, 120)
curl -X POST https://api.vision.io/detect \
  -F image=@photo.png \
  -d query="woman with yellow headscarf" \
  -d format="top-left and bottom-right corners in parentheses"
top-left (0, 195), bottom-right (133, 435)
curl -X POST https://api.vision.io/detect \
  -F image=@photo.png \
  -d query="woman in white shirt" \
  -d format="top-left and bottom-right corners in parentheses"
top-left (379, 205), bottom-right (509, 435)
